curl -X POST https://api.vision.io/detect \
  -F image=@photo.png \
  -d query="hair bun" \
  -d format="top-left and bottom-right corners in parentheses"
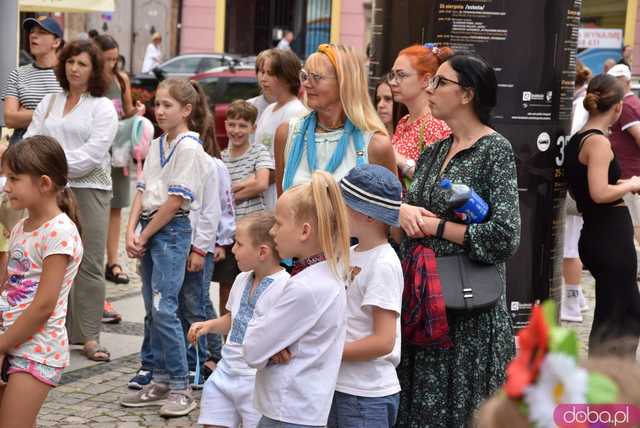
top-left (583, 92), bottom-right (600, 113)
top-left (434, 46), bottom-right (454, 64)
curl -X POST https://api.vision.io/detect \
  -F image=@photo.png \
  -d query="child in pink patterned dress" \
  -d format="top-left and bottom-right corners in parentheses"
top-left (0, 136), bottom-right (83, 427)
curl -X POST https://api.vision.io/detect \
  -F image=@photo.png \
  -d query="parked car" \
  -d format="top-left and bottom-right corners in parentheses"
top-left (191, 66), bottom-right (260, 148)
top-left (131, 53), bottom-right (242, 92)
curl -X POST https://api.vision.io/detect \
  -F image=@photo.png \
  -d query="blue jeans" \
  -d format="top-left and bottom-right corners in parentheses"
top-left (177, 252), bottom-right (223, 370)
top-left (140, 216), bottom-right (191, 390)
top-left (257, 416), bottom-right (323, 428)
top-left (327, 391), bottom-right (400, 428)
top-left (139, 253), bottom-right (223, 371)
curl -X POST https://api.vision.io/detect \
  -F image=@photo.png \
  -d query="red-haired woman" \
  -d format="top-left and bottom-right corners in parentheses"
top-left (388, 45), bottom-right (452, 181)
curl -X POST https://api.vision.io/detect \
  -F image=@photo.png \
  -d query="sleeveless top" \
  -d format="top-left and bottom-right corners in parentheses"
top-left (284, 116), bottom-right (375, 187)
top-left (565, 129), bottom-right (624, 214)
top-left (105, 78), bottom-right (124, 119)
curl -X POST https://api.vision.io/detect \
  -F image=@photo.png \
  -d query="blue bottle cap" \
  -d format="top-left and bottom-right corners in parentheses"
top-left (440, 178), bottom-right (452, 189)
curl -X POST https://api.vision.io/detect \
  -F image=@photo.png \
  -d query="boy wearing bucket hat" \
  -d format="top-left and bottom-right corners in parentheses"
top-left (329, 164), bottom-right (404, 428)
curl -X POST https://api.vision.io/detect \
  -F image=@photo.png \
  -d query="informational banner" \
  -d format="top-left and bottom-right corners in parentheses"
top-left (578, 28), bottom-right (623, 49)
top-left (421, 0), bottom-right (581, 328)
top-left (19, 0), bottom-right (115, 13)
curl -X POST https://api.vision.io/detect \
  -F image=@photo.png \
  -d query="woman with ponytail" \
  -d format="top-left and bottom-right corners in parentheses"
top-left (565, 73), bottom-right (640, 358)
top-left (0, 136), bottom-right (83, 426)
top-left (243, 171), bottom-right (350, 427)
top-left (121, 78), bottom-right (212, 417)
top-left (25, 39), bottom-right (118, 363)
top-left (274, 44), bottom-right (396, 195)
top-left (388, 44), bottom-right (452, 183)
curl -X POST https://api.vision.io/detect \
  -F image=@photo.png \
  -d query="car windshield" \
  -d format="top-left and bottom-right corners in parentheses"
top-left (198, 57), bottom-right (225, 72)
top-left (161, 56), bottom-right (203, 73)
top-left (220, 80), bottom-right (260, 103)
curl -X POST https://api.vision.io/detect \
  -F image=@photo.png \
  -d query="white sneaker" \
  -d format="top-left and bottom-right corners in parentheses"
top-left (577, 288), bottom-right (589, 312)
top-left (561, 287), bottom-right (583, 323)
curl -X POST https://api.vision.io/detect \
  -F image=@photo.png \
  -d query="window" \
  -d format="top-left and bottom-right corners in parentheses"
top-left (198, 57), bottom-right (225, 72)
top-left (161, 57), bottom-right (203, 74)
top-left (220, 79), bottom-right (261, 103)
top-left (198, 78), bottom-right (219, 106)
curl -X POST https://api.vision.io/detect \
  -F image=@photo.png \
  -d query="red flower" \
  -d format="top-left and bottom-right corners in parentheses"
top-left (505, 305), bottom-right (550, 398)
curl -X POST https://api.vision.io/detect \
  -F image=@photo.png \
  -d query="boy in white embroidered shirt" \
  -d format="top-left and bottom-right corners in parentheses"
top-left (188, 212), bottom-right (289, 428)
top-left (328, 164), bottom-right (404, 428)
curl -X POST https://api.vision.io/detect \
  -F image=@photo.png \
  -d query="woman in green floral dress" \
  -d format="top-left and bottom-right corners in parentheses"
top-left (396, 53), bottom-right (521, 427)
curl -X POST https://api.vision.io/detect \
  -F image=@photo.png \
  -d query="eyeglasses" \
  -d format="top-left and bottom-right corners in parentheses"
top-left (299, 69), bottom-right (336, 84)
top-left (428, 75), bottom-right (465, 90)
top-left (386, 70), bottom-right (416, 83)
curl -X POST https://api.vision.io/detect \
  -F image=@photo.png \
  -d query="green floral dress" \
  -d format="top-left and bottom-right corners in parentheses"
top-left (397, 132), bottom-right (520, 428)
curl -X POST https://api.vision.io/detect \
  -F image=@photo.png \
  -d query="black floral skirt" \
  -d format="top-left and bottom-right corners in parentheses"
top-left (396, 300), bottom-right (515, 428)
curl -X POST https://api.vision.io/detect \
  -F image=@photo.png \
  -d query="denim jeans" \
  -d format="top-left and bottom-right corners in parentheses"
top-left (177, 252), bottom-right (223, 370)
top-left (257, 416), bottom-right (323, 428)
top-left (140, 254), bottom-right (223, 371)
top-left (140, 216), bottom-right (191, 390)
top-left (327, 391), bottom-right (400, 428)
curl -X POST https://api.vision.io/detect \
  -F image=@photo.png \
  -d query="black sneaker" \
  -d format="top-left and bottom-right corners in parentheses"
top-left (188, 371), bottom-right (205, 390)
top-left (128, 369), bottom-right (153, 390)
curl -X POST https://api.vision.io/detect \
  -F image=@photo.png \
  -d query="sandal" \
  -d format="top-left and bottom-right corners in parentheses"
top-left (105, 263), bottom-right (130, 284)
top-left (83, 343), bottom-right (111, 362)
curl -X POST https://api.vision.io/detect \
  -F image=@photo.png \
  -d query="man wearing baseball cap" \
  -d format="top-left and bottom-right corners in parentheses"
top-left (608, 63), bottom-right (640, 249)
top-left (2, 17), bottom-right (64, 144)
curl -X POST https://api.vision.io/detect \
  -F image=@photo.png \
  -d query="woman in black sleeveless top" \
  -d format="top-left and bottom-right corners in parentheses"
top-left (565, 73), bottom-right (640, 358)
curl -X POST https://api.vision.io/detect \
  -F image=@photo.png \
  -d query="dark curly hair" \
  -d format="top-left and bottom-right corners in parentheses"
top-left (55, 39), bottom-right (106, 97)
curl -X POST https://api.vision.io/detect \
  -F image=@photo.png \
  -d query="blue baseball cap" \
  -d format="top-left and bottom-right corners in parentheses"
top-left (340, 164), bottom-right (402, 227)
top-left (23, 17), bottom-right (63, 39)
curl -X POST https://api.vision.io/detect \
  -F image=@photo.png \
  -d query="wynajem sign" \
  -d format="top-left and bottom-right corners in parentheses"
top-left (578, 28), bottom-right (623, 49)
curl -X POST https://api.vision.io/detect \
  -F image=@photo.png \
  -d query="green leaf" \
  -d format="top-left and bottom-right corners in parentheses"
top-left (586, 372), bottom-right (619, 404)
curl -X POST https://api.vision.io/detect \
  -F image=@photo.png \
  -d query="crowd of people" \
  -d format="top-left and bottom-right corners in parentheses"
top-left (0, 14), bottom-right (639, 428)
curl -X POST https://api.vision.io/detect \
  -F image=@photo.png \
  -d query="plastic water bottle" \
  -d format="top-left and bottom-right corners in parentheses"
top-left (440, 179), bottom-right (489, 224)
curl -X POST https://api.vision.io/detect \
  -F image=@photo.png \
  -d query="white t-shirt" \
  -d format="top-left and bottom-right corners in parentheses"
top-left (218, 269), bottom-right (290, 376)
top-left (247, 95), bottom-right (272, 124)
top-left (1, 213), bottom-right (83, 368)
top-left (277, 38), bottom-right (291, 50)
top-left (336, 243), bottom-right (403, 397)
top-left (243, 261), bottom-right (347, 426)
top-left (142, 43), bottom-right (162, 73)
top-left (255, 99), bottom-right (308, 210)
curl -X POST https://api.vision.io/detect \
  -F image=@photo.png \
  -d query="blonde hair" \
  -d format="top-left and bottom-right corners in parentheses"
top-left (306, 45), bottom-right (388, 136)
top-left (237, 212), bottom-right (280, 260)
top-left (286, 171), bottom-right (350, 280)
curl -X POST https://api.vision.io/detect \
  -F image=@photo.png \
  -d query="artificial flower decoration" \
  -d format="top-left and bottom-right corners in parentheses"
top-left (523, 353), bottom-right (589, 428)
top-left (505, 304), bottom-right (550, 398)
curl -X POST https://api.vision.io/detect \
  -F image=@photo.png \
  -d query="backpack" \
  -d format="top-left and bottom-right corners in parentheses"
top-left (111, 115), bottom-right (154, 180)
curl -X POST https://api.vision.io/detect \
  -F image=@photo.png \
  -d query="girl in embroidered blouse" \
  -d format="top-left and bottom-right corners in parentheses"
top-left (243, 171), bottom-right (350, 427)
top-left (388, 45), bottom-right (452, 181)
top-left (273, 44), bottom-right (396, 194)
top-left (122, 79), bottom-right (213, 417)
top-left (0, 136), bottom-right (83, 427)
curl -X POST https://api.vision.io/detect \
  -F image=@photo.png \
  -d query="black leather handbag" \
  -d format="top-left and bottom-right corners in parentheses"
top-left (436, 254), bottom-right (502, 311)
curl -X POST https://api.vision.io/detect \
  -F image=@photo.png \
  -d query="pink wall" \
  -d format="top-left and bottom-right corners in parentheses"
top-left (635, 9), bottom-right (640, 75)
top-left (340, 0), bottom-right (367, 50)
top-left (180, 0), bottom-right (217, 53)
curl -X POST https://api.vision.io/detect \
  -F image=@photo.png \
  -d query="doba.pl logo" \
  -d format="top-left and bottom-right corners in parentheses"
top-left (554, 404), bottom-right (640, 427)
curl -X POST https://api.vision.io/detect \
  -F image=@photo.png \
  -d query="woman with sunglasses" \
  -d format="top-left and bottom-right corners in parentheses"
top-left (396, 53), bottom-right (520, 427)
top-left (388, 45), bottom-right (452, 183)
top-left (273, 44), bottom-right (396, 194)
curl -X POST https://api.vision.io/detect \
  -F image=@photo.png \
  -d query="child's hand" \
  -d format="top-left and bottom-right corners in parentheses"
top-left (187, 251), bottom-right (205, 272)
top-left (214, 246), bottom-right (226, 262)
top-left (126, 232), bottom-right (145, 258)
top-left (135, 100), bottom-right (146, 116)
top-left (188, 321), bottom-right (209, 344)
top-left (269, 348), bottom-right (292, 365)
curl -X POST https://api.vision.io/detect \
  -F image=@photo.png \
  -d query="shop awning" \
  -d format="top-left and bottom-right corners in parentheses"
top-left (19, 0), bottom-right (115, 13)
